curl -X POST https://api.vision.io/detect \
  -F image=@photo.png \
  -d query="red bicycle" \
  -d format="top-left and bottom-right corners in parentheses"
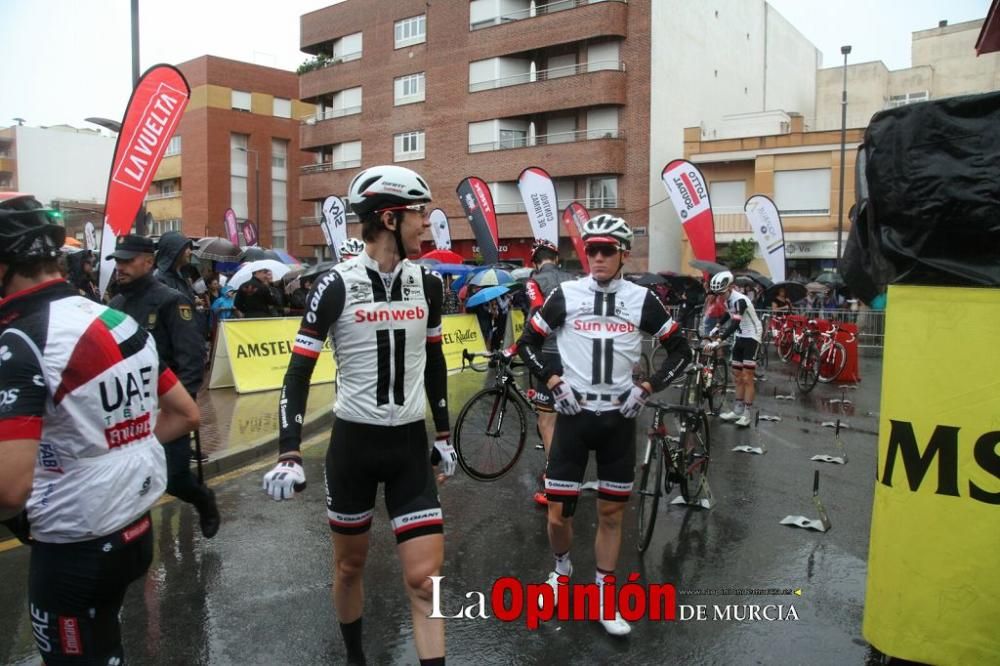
top-left (816, 322), bottom-right (853, 383)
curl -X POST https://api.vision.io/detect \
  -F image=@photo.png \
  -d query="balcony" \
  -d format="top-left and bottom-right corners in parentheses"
top-left (300, 55), bottom-right (363, 102)
top-left (470, 0), bottom-right (627, 53)
top-left (467, 68), bottom-right (626, 120)
top-left (470, 128), bottom-right (624, 153)
top-left (300, 158), bottom-right (362, 175)
top-left (472, 0), bottom-right (625, 29)
top-left (471, 59), bottom-right (623, 93)
top-left (468, 134), bottom-right (626, 182)
top-left (300, 114), bottom-right (363, 150)
top-left (299, 106), bottom-right (361, 124)
top-left (145, 191), bottom-right (181, 201)
top-left (300, 167), bottom-right (359, 201)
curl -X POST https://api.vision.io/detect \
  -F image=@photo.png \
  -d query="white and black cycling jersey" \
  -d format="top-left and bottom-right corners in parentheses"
top-left (518, 276), bottom-right (687, 412)
top-left (279, 252), bottom-right (449, 453)
top-left (720, 290), bottom-right (763, 342)
top-left (0, 280), bottom-right (172, 543)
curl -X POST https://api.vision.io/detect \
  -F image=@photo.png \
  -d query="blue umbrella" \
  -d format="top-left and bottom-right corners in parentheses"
top-left (465, 284), bottom-right (511, 309)
top-left (433, 263), bottom-right (476, 276)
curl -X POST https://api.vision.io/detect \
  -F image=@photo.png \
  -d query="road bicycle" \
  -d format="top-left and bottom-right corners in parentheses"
top-left (816, 322), bottom-right (852, 383)
top-left (679, 332), bottom-right (729, 415)
top-left (452, 349), bottom-right (534, 481)
top-left (636, 400), bottom-right (712, 553)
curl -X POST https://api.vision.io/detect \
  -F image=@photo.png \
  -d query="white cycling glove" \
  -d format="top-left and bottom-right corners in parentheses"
top-left (550, 380), bottom-right (582, 415)
top-left (618, 385), bottom-right (650, 419)
top-left (430, 438), bottom-right (458, 478)
top-left (262, 457), bottom-right (307, 500)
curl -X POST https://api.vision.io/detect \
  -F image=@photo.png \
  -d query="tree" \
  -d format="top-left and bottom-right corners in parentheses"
top-left (723, 239), bottom-right (756, 270)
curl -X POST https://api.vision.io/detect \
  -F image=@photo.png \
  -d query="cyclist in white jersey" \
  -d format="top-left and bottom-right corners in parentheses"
top-left (709, 271), bottom-right (763, 427)
top-left (0, 205), bottom-right (199, 665)
top-left (262, 165), bottom-right (453, 666)
top-left (517, 215), bottom-right (691, 636)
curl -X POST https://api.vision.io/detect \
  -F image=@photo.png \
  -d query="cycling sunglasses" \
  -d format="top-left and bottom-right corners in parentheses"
top-left (378, 203), bottom-right (428, 215)
top-left (585, 244), bottom-right (621, 258)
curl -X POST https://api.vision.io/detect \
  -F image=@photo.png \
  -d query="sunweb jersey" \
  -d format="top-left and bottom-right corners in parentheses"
top-left (719, 290), bottom-right (763, 342)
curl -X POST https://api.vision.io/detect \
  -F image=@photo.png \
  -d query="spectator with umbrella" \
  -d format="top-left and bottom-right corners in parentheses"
top-left (231, 260), bottom-right (289, 318)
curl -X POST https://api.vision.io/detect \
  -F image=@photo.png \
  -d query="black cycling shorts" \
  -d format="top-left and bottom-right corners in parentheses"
top-left (545, 411), bottom-right (637, 503)
top-left (732, 337), bottom-right (761, 369)
top-left (325, 417), bottom-right (443, 544)
top-left (28, 513), bottom-right (154, 665)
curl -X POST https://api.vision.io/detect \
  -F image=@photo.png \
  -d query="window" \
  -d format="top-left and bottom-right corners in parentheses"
top-left (394, 130), bottom-right (425, 161)
top-left (394, 73), bottom-right (426, 105)
top-left (887, 91), bottom-right (929, 109)
top-left (230, 133), bottom-right (249, 219)
top-left (499, 128), bottom-right (527, 149)
top-left (333, 32), bottom-right (363, 62)
top-left (272, 139), bottom-right (288, 250)
top-left (165, 135), bottom-right (182, 156)
top-left (588, 176), bottom-right (618, 209)
top-left (773, 169), bottom-right (831, 215)
top-left (709, 180), bottom-right (746, 213)
top-left (394, 15), bottom-right (426, 48)
top-left (326, 87), bottom-right (362, 118)
top-left (151, 219), bottom-right (181, 235)
top-left (273, 98), bottom-right (291, 118)
top-left (331, 141), bottom-right (362, 169)
top-left (232, 90), bottom-right (252, 112)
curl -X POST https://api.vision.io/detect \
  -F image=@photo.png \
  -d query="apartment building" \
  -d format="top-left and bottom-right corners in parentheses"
top-left (295, 0), bottom-right (819, 269)
top-left (813, 19), bottom-right (1000, 130)
top-left (147, 56), bottom-right (314, 254)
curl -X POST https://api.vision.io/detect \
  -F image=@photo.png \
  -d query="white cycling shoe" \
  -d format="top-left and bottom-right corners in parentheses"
top-left (598, 605), bottom-right (632, 636)
top-left (719, 410), bottom-right (741, 421)
top-left (539, 566), bottom-right (571, 609)
top-left (735, 413), bottom-right (752, 427)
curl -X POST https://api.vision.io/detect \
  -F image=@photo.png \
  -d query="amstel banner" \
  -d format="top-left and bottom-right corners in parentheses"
top-left (210, 314), bottom-right (488, 393)
top-left (863, 285), bottom-right (1000, 666)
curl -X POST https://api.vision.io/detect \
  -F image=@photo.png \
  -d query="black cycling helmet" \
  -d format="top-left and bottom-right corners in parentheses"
top-left (0, 205), bottom-right (65, 264)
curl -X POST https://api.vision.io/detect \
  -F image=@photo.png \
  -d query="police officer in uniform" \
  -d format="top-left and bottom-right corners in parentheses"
top-left (522, 239), bottom-right (577, 506)
top-left (107, 235), bottom-right (221, 538)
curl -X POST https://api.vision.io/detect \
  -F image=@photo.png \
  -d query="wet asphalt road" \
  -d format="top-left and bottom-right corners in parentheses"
top-left (0, 355), bottom-right (884, 665)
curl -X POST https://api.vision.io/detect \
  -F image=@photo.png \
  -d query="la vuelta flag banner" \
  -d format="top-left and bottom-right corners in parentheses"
top-left (517, 167), bottom-right (559, 247)
top-left (99, 64), bottom-right (190, 295)
top-left (241, 221), bottom-right (259, 247)
top-left (661, 160), bottom-right (717, 263)
top-left (456, 177), bottom-right (499, 265)
top-left (428, 208), bottom-right (452, 250)
top-left (562, 201), bottom-right (591, 273)
top-left (744, 194), bottom-right (786, 282)
top-left (223, 208), bottom-right (240, 247)
top-left (320, 195), bottom-right (347, 261)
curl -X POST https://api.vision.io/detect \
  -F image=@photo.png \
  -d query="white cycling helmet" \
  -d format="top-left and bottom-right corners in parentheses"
top-left (581, 214), bottom-right (633, 250)
top-left (347, 165), bottom-right (432, 217)
top-left (709, 270), bottom-right (734, 293)
top-left (340, 237), bottom-right (365, 257)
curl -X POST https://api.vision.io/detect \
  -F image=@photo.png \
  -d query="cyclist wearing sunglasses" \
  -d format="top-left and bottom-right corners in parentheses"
top-left (516, 215), bottom-right (691, 635)
top-left (263, 165), bottom-right (452, 665)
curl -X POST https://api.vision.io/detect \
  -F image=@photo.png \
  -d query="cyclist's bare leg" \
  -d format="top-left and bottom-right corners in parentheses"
top-left (537, 411), bottom-right (556, 455)
top-left (398, 533), bottom-right (445, 659)
top-left (733, 367), bottom-right (746, 403)
top-left (547, 500), bottom-right (573, 554)
top-left (743, 368), bottom-right (756, 404)
top-left (594, 499), bottom-right (626, 572)
top-left (332, 532), bottom-right (370, 623)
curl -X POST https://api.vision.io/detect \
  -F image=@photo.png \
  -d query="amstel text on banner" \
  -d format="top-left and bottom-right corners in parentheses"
top-left (863, 285), bottom-right (1000, 666)
top-left (210, 318), bottom-right (336, 393)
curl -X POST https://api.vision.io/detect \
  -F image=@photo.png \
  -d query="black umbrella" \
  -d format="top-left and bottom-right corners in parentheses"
top-left (657, 272), bottom-right (705, 295)
top-left (624, 272), bottom-right (667, 287)
top-left (300, 260), bottom-right (337, 280)
top-left (238, 247), bottom-right (281, 263)
top-left (735, 269), bottom-right (774, 289)
top-left (689, 259), bottom-right (729, 275)
top-left (194, 236), bottom-right (241, 262)
top-left (813, 270), bottom-right (846, 288)
top-left (763, 281), bottom-right (808, 304)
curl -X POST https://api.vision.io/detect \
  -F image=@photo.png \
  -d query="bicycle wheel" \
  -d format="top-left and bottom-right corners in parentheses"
top-left (636, 437), bottom-right (664, 553)
top-left (454, 387), bottom-right (527, 481)
top-left (777, 329), bottom-right (795, 361)
top-left (756, 337), bottom-right (769, 370)
top-left (678, 410), bottom-right (711, 504)
top-left (795, 342), bottom-right (821, 393)
top-left (817, 341), bottom-right (847, 383)
top-left (706, 357), bottom-right (728, 414)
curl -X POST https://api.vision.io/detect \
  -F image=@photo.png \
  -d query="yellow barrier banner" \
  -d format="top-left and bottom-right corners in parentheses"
top-left (511, 310), bottom-right (525, 340)
top-left (441, 314), bottom-right (486, 369)
top-left (208, 318), bottom-right (336, 394)
top-left (863, 285), bottom-right (1000, 665)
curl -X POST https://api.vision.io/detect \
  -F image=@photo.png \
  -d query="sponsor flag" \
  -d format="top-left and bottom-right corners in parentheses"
top-left (84, 221), bottom-right (97, 251)
top-left (428, 208), bottom-right (452, 250)
top-left (517, 167), bottom-right (559, 246)
top-left (320, 195), bottom-right (347, 261)
top-left (98, 64), bottom-right (190, 295)
top-left (744, 194), bottom-right (786, 282)
top-left (561, 201), bottom-right (591, 273)
top-left (660, 159), bottom-right (717, 263)
top-left (241, 221), bottom-right (259, 247)
top-left (456, 177), bottom-right (499, 265)
top-left (223, 208), bottom-right (240, 247)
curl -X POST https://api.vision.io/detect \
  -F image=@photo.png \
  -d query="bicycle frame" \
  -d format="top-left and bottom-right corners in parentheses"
top-left (461, 349), bottom-right (535, 413)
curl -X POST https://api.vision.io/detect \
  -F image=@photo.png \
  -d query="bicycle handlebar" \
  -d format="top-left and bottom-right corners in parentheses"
top-left (646, 400), bottom-right (705, 416)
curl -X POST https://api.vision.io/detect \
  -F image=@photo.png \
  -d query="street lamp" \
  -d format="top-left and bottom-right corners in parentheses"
top-left (236, 146), bottom-right (260, 241)
top-left (835, 44), bottom-right (852, 268)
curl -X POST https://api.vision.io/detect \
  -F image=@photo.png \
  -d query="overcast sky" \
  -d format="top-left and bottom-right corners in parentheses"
top-left (0, 0), bottom-right (990, 130)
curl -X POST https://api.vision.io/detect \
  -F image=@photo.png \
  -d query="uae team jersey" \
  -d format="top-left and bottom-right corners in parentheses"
top-left (278, 253), bottom-right (449, 452)
top-left (0, 280), bottom-right (172, 543)
top-left (522, 276), bottom-right (679, 412)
